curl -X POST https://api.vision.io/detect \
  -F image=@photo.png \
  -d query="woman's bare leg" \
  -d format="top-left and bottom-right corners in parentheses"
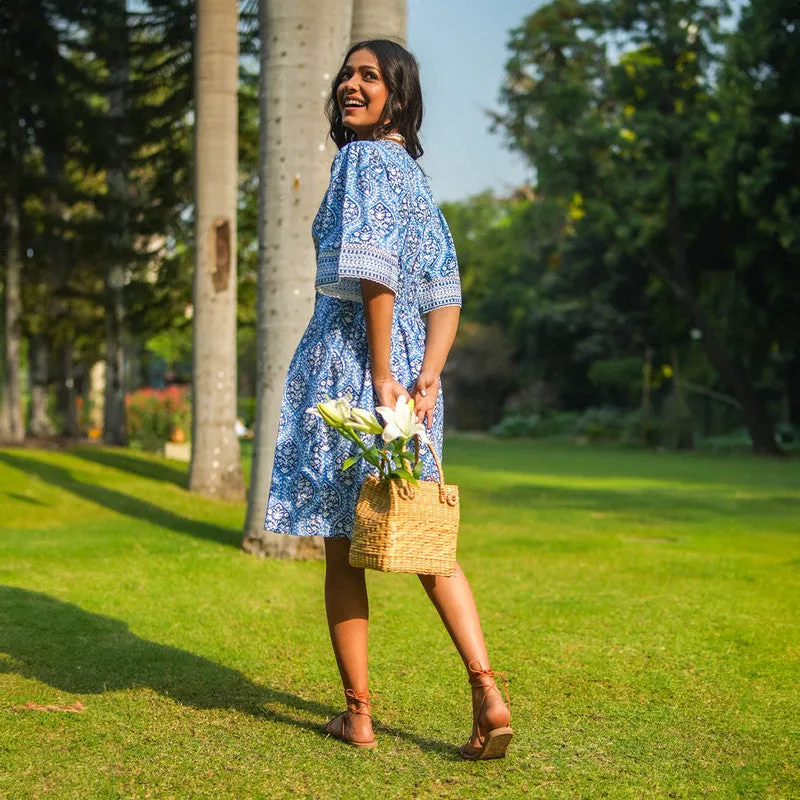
top-left (418, 563), bottom-right (510, 744)
top-left (323, 537), bottom-right (373, 741)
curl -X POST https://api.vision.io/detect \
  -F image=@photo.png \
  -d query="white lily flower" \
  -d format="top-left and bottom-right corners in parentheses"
top-left (312, 397), bottom-right (352, 429)
top-left (376, 395), bottom-right (431, 445)
top-left (348, 407), bottom-right (384, 435)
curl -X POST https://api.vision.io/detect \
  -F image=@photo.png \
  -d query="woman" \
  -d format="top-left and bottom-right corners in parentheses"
top-left (264, 39), bottom-right (512, 760)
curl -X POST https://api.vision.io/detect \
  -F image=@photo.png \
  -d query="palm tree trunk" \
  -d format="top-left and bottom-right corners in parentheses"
top-left (189, 0), bottom-right (245, 500)
top-left (241, 0), bottom-right (353, 558)
top-left (351, 0), bottom-right (407, 44)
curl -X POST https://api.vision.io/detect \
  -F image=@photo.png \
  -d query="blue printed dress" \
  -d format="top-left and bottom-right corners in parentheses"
top-left (264, 139), bottom-right (462, 538)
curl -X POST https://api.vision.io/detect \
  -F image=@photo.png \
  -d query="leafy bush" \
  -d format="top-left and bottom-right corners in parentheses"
top-left (489, 414), bottom-right (534, 439)
top-left (698, 423), bottom-right (800, 455)
top-left (588, 357), bottom-right (644, 402)
top-left (490, 403), bottom-right (799, 456)
top-left (127, 386), bottom-right (191, 451)
top-left (444, 322), bottom-right (516, 430)
top-left (658, 395), bottom-right (696, 450)
top-left (572, 406), bottom-right (634, 442)
top-left (775, 422), bottom-right (800, 451)
top-left (490, 411), bottom-right (581, 439)
top-left (697, 428), bottom-right (753, 454)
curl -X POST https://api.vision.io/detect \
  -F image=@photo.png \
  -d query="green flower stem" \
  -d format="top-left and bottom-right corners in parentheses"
top-left (326, 421), bottom-right (419, 482)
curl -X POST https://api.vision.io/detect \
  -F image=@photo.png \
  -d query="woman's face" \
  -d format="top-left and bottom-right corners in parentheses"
top-left (337, 48), bottom-right (391, 140)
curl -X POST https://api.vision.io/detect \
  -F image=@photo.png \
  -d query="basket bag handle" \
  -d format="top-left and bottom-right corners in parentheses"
top-left (412, 435), bottom-right (455, 506)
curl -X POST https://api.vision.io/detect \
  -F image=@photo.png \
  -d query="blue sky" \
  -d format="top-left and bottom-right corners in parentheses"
top-left (408, 0), bottom-right (544, 201)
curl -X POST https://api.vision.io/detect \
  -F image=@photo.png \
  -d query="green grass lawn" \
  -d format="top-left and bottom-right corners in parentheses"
top-left (1, 439), bottom-right (798, 799)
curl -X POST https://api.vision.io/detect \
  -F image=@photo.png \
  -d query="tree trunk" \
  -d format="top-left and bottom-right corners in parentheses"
top-left (662, 162), bottom-right (781, 456)
top-left (351, 0), bottom-right (407, 44)
top-left (103, 0), bottom-right (129, 446)
top-left (641, 345), bottom-right (652, 446)
top-left (61, 341), bottom-right (80, 438)
top-left (89, 360), bottom-right (105, 433)
top-left (189, 0), bottom-right (245, 501)
top-left (241, 0), bottom-right (353, 558)
top-left (43, 145), bottom-right (75, 439)
top-left (2, 191), bottom-right (24, 443)
top-left (104, 270), bottom-right (127, 445)
top-left (670, 346), bottom-right (693, 450)
top-left (28, 334), bottom-right (55, 437)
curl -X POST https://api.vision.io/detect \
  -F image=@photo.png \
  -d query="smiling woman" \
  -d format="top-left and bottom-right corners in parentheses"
top-left (337, 50), bottom-right (391, 139)
top-left (325, 38), bottom-right (425, 159)
top-left (261, 38), bottom-right (512, 760)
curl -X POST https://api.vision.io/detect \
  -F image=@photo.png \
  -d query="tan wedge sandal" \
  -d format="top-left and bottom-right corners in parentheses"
top-left (323, 688), bottom-right (378, 749)
top-left (459, 660), bottom-right (514, 761)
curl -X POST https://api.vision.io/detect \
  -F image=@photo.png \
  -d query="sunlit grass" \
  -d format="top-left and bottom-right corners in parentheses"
top-left (1, 439), bottom-right (798, 799)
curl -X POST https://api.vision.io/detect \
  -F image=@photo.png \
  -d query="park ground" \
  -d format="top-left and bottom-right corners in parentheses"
top-left (1, 438), bottom-right (798, 799)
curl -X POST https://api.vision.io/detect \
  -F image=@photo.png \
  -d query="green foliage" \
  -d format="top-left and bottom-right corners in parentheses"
top-left (490, 411), bottom-right (581, 439)
top-left (442, 320), bottom-right (516, 429)
top-left (698, 422), bottom-right (800, 455)
top-left (491, 406), bottom-right (640, 443)
top-left (146, 325), bottom-right (192, 366)
top-left (588, 358), bottom-right (643, 392)
top-left (462, 0), bottom-right (799, 452)
top-left (237, 397), bottom-right (256, 427)
top-left (0, 0), bottom-right (266, 437)
top-left (572, 405), bottom-right (637, 443)
top-left (126, 385), bottom-right (190, 451)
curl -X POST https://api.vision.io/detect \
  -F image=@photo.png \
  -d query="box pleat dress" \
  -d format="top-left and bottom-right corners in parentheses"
top-left (264, 139), bottom-right (462, 539)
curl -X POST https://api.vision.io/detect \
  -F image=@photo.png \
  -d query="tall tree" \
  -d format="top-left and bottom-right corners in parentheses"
top-left (189, 0), bottom-right (245, 499)
top-left (1, 190), bottom-right (23, 442)
top-left (717, 0), bottom-right (800, 428)
top-left (0, 0), bottom-right (33, 442)
top-left (241, 0), bottom-right (354, 558)
top-left (494, 0), bottom-right (786, 454)
top-left (102, 0), bottom-right (132, 446)
top-left (351, 0), bottom-right (407, 44)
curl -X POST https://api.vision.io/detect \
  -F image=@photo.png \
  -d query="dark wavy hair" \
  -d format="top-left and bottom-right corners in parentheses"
top-left (325, 39), bottom-right (424, 160)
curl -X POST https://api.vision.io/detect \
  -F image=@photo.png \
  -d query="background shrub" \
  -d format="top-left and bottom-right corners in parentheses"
top-left (127, 386), bottom-right (191, 451)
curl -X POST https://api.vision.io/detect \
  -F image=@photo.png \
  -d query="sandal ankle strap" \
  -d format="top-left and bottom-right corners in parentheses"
top-left (466, 660), bottom-right (511, 717)
top-left (344, 688), bottom-right (378, 717)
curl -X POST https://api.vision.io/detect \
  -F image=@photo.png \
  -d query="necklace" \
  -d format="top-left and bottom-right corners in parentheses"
top-left (381, 131), bottom-right (406, 146)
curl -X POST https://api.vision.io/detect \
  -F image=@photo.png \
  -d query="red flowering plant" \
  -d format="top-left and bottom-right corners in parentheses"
top-left (126, 385), bottom-right (191, 451)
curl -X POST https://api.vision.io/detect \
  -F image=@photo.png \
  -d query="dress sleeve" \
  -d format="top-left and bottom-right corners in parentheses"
top-left (316, 141), bottom-right (402, 298)
top-left (418, 207), bottom-right (463, 314)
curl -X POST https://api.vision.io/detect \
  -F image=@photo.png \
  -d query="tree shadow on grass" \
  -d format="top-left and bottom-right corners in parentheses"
top-left (69, 447), bottom-right (188, 489)
top-left (0, 452), bottom-right (239, 549)
top-left (0, 586), bottom-right (456, 759)
top-left (6, 492), bottom-right (50, 507)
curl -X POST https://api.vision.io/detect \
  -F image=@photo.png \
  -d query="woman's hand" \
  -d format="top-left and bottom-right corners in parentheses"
top-left (410, 370), bottom-right (439, 429)
top-left (373, 376), bottom-right (410, 415)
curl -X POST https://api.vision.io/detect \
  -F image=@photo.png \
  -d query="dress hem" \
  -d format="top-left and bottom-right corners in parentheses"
top-left (263, 524), bottom-right (352, 540)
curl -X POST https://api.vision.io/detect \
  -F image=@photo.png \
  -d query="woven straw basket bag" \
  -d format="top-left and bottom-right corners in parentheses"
top-left (349, 440), bottom-right (459, 576)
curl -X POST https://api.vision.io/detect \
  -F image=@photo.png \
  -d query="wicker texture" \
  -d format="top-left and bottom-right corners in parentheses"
top-left (349, 443), bottom-right (459, 576)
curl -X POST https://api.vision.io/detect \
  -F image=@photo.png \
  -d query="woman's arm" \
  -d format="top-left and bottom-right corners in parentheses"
top-left (360, 279), bottom-right (409, 409)
top-left (411, 306), bottom-right (460, 428)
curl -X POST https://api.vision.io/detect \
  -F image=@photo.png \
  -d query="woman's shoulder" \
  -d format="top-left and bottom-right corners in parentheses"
top-left (330, 140), bottom-right (421, 204)
top-left (332, 139), bottom-right (417, 173)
